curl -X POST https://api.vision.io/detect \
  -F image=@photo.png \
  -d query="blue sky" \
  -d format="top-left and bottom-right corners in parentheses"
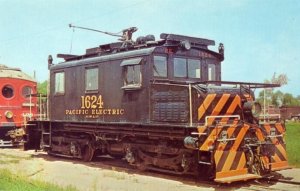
top-left (0, 0), bottom-right (299, 96)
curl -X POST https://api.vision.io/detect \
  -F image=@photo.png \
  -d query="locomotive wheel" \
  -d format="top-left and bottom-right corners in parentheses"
top-left (82, 144), bottom-right (95, 162)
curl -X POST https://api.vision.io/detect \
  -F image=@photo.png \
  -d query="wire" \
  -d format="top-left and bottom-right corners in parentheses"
top-left (69, 27), bottom-right (75, 54)
top-left (0, 0), bottom-right (149, 47)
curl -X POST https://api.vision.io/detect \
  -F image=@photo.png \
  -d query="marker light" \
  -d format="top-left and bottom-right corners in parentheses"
top-left (180, 40), bottom-right (191, 50)
top-left (5, 111), bottom-right (13, 119)
top-left (243, 101), bottom-right (262, 118)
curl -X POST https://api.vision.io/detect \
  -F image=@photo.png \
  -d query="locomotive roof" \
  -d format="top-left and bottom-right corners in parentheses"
top-left (51, 32), bottom-right (223, 70)
top-left (52, 47), bottom-right (156, 70)
top-left (0, 64), bottom-right (36, 82)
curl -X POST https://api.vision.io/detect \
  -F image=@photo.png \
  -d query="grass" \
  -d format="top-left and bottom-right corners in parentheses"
top-left (285, 121), bottom-right (300, 167)
top-left (0, 169), bottom-right (78, 191)
top-left (0, 153), bottom-right (32, 164)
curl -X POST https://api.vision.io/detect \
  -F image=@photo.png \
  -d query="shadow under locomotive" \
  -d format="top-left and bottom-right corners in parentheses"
top-left (30, 150), bottom-right (289, 191)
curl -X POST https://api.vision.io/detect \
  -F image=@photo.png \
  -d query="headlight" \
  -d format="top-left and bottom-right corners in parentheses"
top-left (243, 101), bottom-right (262, 118)
top-left (5, 111), bottom-right (14, 119)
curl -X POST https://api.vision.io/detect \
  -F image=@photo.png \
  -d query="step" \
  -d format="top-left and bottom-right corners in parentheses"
top-left (0, 140), bottom-right (13, 147)
top-left (215, 173), bottom-right (261, 183)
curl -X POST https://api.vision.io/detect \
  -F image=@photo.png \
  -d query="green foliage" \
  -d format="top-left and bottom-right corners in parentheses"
top-left (0, 169), bottom-right (78, 191)
top-left (37, 80), bottom-right (48, 95)
top-left (271, 90), bottom-right (284, 107)
top-left (286, 122), bottom-right (300, 167)
top-left (257, 90), bottom-right (300, 107)
top-left (257, 73), bottom-right (300, 107)
top-left (283, 93), bottom-right (300, 106)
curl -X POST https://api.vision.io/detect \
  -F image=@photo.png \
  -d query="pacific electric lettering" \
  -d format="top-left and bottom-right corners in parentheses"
top-left (65, 109), bottom-right (124, 115)
top-left (65, 95), bottom-right (125, 116)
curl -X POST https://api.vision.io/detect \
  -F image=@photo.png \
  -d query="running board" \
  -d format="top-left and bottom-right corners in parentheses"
top-left (0, 140), bottom-right (13, 147)
top-left (215, 173), bottom-right (261, 183)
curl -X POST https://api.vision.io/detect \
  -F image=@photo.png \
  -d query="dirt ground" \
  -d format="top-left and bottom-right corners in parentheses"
top-left (0, 148), bottom-right (300, 191)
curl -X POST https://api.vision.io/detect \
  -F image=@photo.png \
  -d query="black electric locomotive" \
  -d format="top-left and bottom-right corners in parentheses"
top-left (25, 27), bottom-right (289, 183)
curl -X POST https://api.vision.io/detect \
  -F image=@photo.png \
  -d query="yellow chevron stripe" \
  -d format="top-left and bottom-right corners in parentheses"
top-left (255, 127), bottom-right (265, 141)
top-left (198, 94), bottom-right (216, 120)
top-left (214, 150), bottom-right (223, 166)
top-left (221, 95), bottom-right (241, 123)
top-left (221, 125), bottom-right (249, 172)
top-left (272, 153), bottom-right (281, 162)
top-left (275, 123), bottom-right (284, 133)
top-left (221, 132), bottom-right (245, 171)
top-left (237, 153), bottom-right (246, 169)
top-left (197, 126), bottom-right (207, 134)
top-left (215, 124), bottom-right (238, 166)
top-left (276, 144), bottom-right (287, 159)
top-left (207, 94), bottom-right (230, 125)
top-left (222, 151), bottom-right (237, 171)
top-left (200, 127), bottom-right (221, 151)
top-left (216, 124), bottom-right (237, 151)
top-left (232, 124), bottom-right (250, 151)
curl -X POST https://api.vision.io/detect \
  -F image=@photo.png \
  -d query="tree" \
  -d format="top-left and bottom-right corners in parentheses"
top-left (271, 90), bottom-right (284, 107)
top-left (256, 73), bottom-right (300, 107)
top-left (270, 73), bottom-right (288, 86)
top-left (37, 80), bottom-right (48, 95)
top-left (282, 93), bottom-right (300, 106)
top-left (257, 73), bottom-right (288, 108)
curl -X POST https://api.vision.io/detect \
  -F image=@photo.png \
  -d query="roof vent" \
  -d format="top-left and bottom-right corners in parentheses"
top-left (136, 36), bottom-right (146, 45)
top-left (145, 34), bottom-right (155, 41)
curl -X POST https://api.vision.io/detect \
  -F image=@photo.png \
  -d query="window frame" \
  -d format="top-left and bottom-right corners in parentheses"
top-left (54, 71), bottom-right (65, 95)
top-left (153, 55), bottom-right (168, 78)
top-left (173, 57), bottom-right (202, 79)
top-left (85, 67), bottom-right (99, 93)
top-left (121, 58), bottom-right (143, 90)
top-left (187, 58), bottom-right (201, 79)
top-left (173, 57), bottom-right (187, 78)
top-left (208, 63), bottom-right (216, 81)
top-left (1, 84), bottom-right (15, 99)
top-left (21, 85), bottom-right (33, 99)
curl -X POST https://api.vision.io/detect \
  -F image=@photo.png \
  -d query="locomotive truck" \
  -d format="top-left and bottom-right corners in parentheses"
top-left (25, 27), bottom-right (289, 183)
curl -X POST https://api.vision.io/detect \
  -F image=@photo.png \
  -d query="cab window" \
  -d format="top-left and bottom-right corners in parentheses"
top-left (85, 67), bottom-right (98, 91)
top-left (124, 65), bottom-right (141, 85)
top-left (174, 58), bottom-right (201, 79)
top-left (208, 63), bottom-right (216, 81)
top-left (188, 59), bottom-right (201, 78)
top-left (55, 72), bottom-right (65, 94)
top-left (174, 58), bottom-right (186, 77)
top-left (121, 58), bottom-right (142, 88)
top-left (153, 56), bottom-right (167, 77)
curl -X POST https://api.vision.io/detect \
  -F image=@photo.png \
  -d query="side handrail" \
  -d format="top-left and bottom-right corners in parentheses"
top-left (205, 115), bottom-right (240, 126)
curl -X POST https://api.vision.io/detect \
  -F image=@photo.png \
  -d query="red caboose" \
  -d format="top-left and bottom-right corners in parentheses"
top-left (0, 64), bottom-right (37, 146)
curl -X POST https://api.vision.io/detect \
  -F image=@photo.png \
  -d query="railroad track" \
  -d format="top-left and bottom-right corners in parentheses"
top-left (31, 151), bottom-right (300, 191)
top-left (86, 155), bottom-right (300, 191)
